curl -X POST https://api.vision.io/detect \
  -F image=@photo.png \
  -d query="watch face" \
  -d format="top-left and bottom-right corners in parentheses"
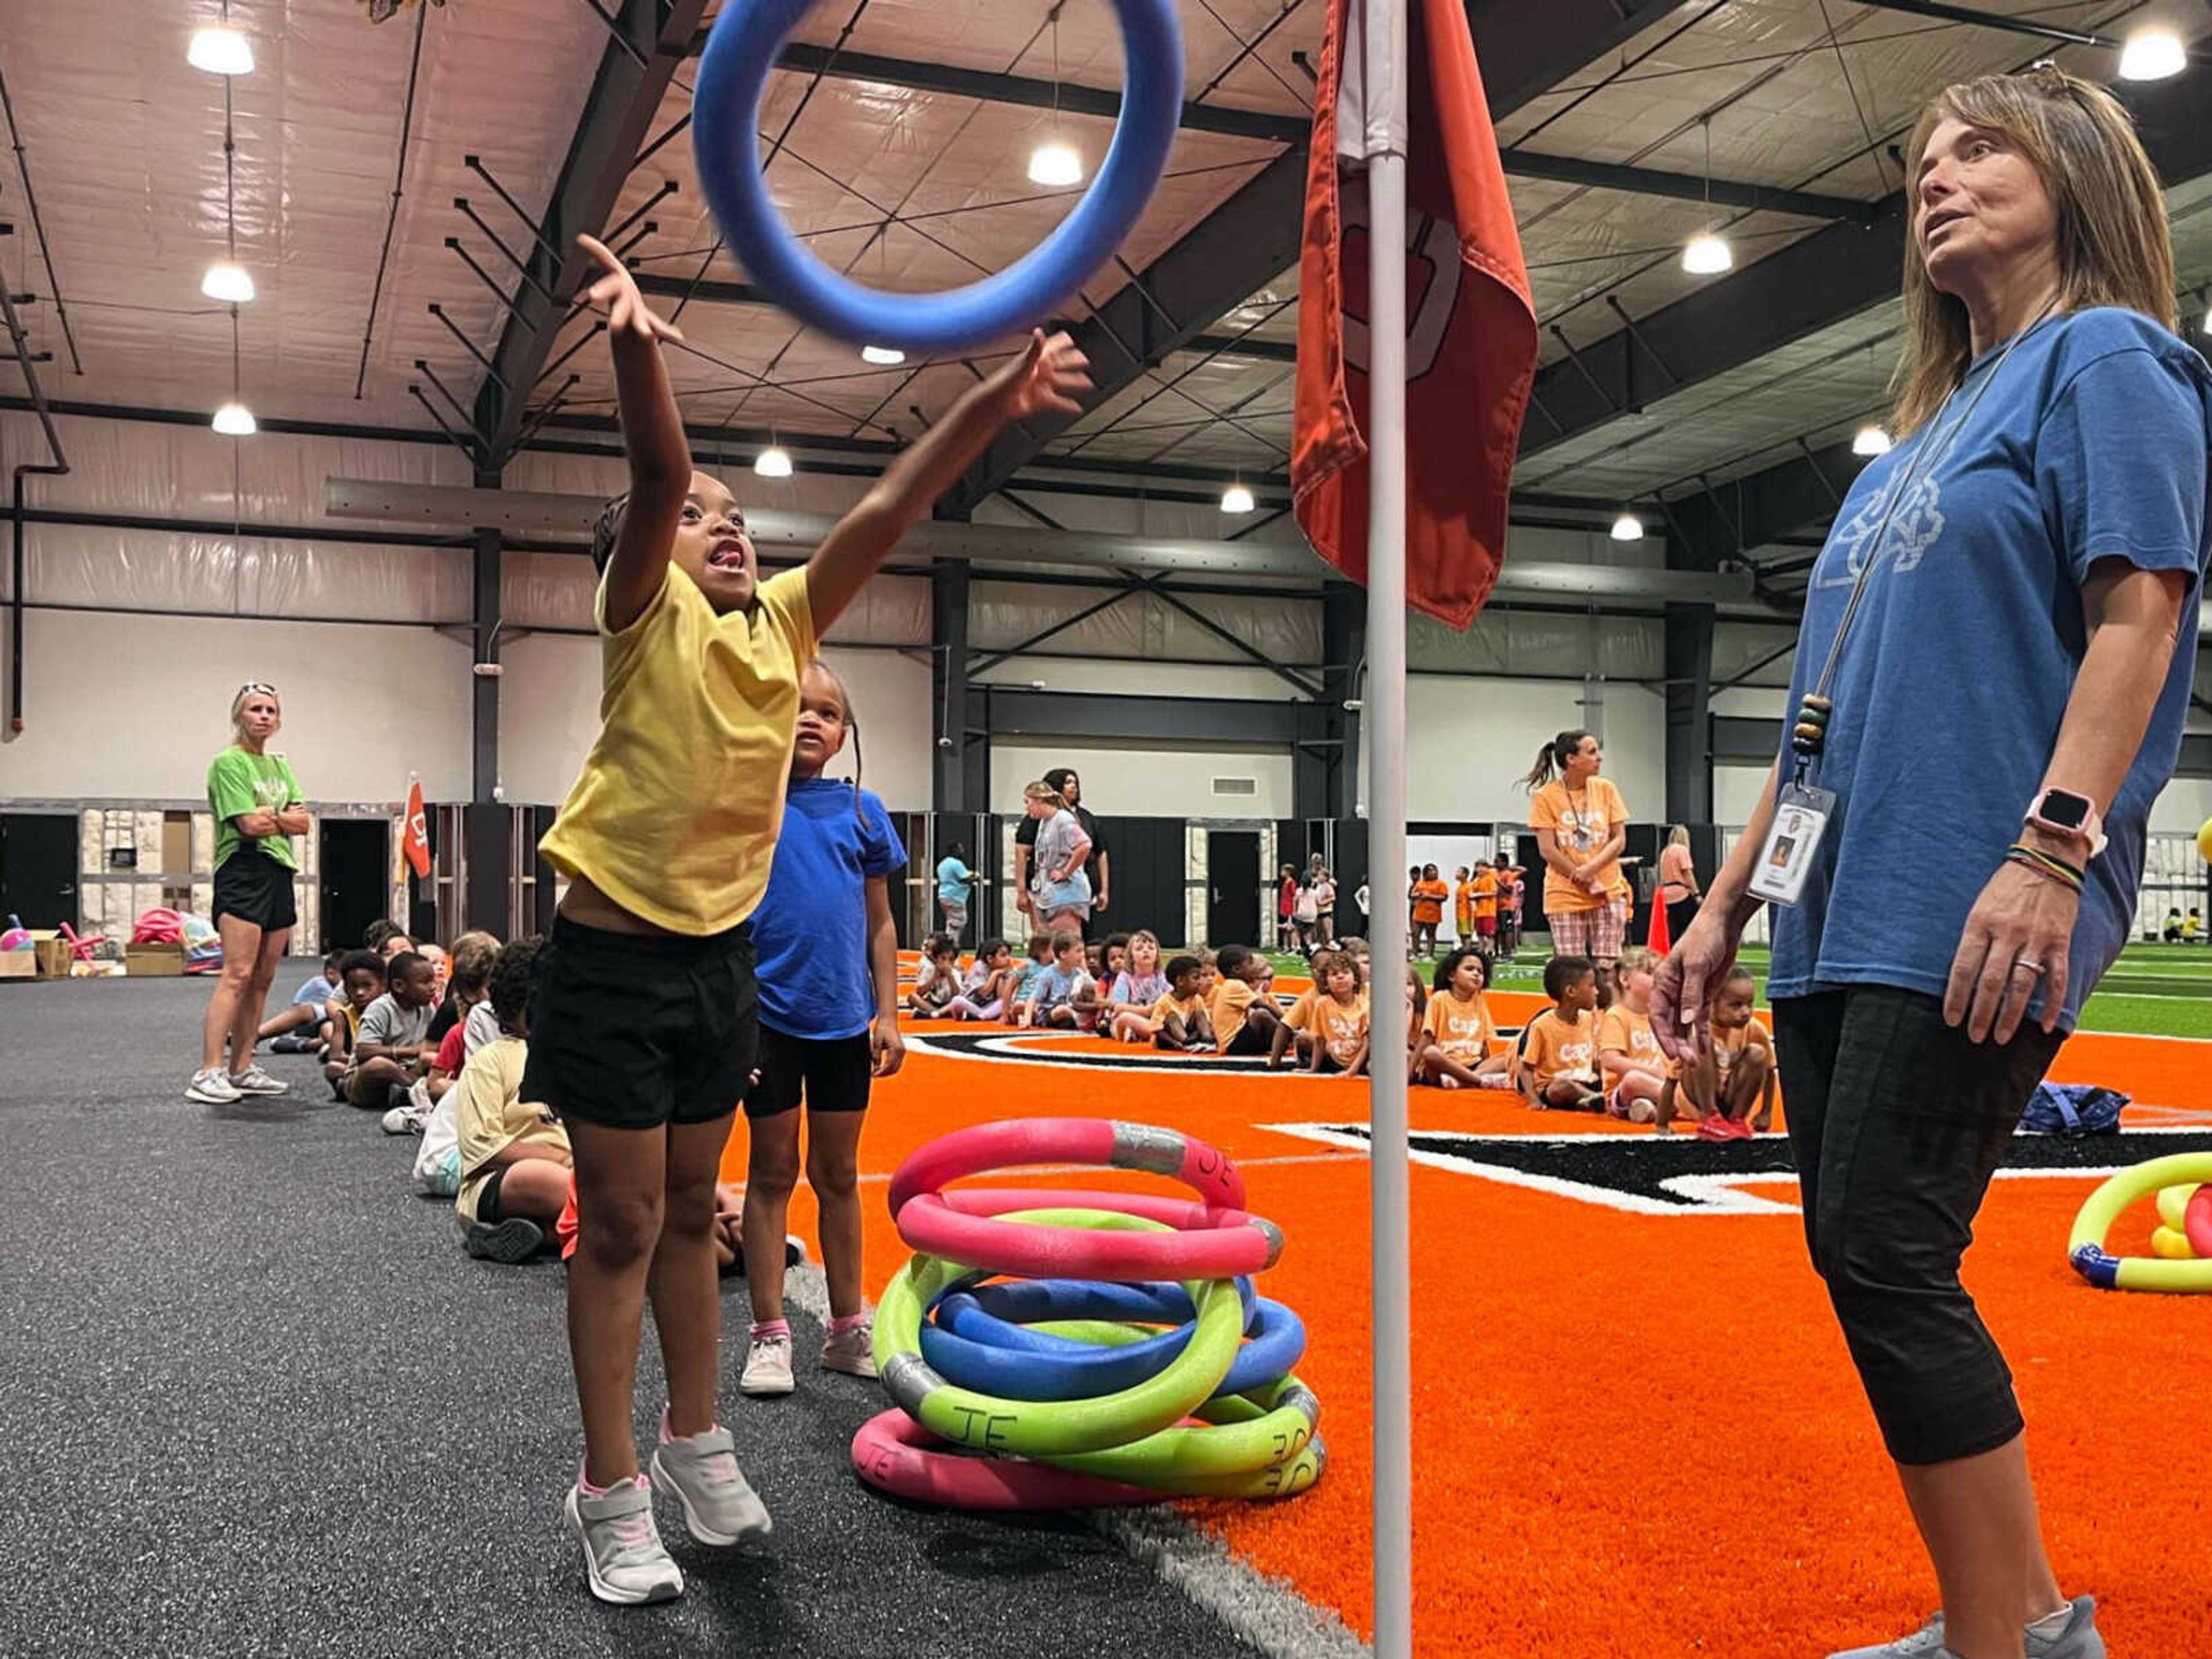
top-left (2040, 791), bottom-right (2089, 830)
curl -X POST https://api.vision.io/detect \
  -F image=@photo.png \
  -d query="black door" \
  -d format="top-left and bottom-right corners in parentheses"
top-left (1205, 830), bottom-right (1260, 949)
top-left (1085, 815), bottom-right (1185, 947)
top-left (0, 813), bottom-right (79, 930)
top-left (319, 820), bottom-right (389, 954)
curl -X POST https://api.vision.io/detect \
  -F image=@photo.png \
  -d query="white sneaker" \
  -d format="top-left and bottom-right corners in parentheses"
top-left (739, 1332), bottom-right (796, 1397)
top-left (820, 1320), bottom-right (876, 1378)
top-left (380, 1103), bottom-right (425, 1135)
top-left (226, 1065), bottom-right (289, 1097)
top-left (564, 1476), bottom-right (683, 1606)
top-left (187, 1068), bottom-right (241, 1105)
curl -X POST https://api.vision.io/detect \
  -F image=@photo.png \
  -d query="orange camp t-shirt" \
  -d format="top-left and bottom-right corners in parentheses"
top-left (1471, 870), bottom-right (1499, 919)
top-left (1520, 1007), bottom-right (1599, 1085)
top-left (1599, 1003), bottom-right (1676, 1081)
top-left (1527, 778), bottom-right (1632, 915)
top-left (1313, 992), bottom-right (1370, 1066)
top-left (1714, 1016), bottom-right (1774, 1078)
top-left (1150, 990), bottom-right (1208, 1027)
top-left (1411, 879), bottom-right (1449, 926)
top-left (1422, 991), bottom-right (1496, 1065)
top-left (1281, 988), bottom-right (1319, 1031)
top-left (1211, 978), bottom-right (1257, 1049)
top-left (1453, 880), bottom-right (1478, 931)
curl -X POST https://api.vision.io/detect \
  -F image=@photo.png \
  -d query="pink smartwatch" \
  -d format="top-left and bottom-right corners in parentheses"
top-left (2024, 788), bottom-right (2107, 859)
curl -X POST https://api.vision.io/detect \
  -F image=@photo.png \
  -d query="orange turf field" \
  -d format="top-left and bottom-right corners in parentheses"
top-left (722, 978), bottom-right (2212, 1657)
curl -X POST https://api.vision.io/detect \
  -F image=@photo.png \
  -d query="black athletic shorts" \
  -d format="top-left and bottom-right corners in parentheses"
top-left (744, 1025), bottom-right (874, 1120)
top-left (1222, 1021), bottom-right (1273, 1058)
top-left (521, 915), bottom-right (756, 1131)
top-left (476, 1162), bottom-right (511, 1224)
top-left (213, 849), bottom-right (298, 933)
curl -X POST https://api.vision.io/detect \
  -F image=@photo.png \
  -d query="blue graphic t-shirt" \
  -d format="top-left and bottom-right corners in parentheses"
top-left (935, 855), bottom-right (973, 903)
top-left (1769, 309), bottom-right (2212, 1032)
top-left (751, 777), bottom-right (907, 1040)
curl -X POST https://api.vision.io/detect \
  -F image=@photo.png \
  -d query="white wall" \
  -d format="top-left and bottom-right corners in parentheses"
top-left (1369, 676), bottom-right (1668, 823)
top-left (1, 609), bottom-right (473, 803)
top-left (989, 738), bottom-right (1293, 820)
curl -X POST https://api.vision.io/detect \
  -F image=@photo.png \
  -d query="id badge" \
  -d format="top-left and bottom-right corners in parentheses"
top-left (1747, 783), bottom-right (1836, 908)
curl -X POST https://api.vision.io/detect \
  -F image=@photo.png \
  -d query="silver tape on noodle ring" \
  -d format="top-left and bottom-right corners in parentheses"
top-left (1109, 1120), bottom-right (1185, 1175)
top-left (1249, 1216), bottom-right (1285, 1267)
top-left (881, 1350), bottom-right (945, 1415)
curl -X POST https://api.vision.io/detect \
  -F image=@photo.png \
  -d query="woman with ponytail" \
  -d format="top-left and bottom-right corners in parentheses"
top-left (1521, 729), bottom-right (1633, 1006)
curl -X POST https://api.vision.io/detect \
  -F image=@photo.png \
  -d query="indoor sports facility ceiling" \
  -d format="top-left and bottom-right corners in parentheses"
top-left (2, 0), bottom-right (2209, 598)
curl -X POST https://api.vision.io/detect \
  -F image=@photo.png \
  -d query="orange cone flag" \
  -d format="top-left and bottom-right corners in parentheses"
top-left (403, 780), bottom-right (431, 880)
top-left (1647, 889), bottom-right (1672, 956)
top-left (1291, 0), bottom-right (1538, 628)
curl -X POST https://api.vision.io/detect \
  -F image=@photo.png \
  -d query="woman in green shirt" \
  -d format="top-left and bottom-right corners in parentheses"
top-left (190, 683), bottom-right (311, 1105)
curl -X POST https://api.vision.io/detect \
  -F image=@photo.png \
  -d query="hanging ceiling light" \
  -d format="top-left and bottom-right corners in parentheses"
top-left (1681, 232), bottom-right (1733, 275)
top-left (860, 344), bottom-right (906, 366)
top-left (201, 262), bottom-right (255, 303)
top-left (1609, 513), bottom-right (1643, 542)
top-left (187, 25), bottom-right (255, 75)
top-left (212, 400), bottom-right (256, 436)
top-left (1851, 424), bottom-right (1893, 457)
top-left (2117, 27), bottom-right (2186, 81)
top-left (1027, 141), bottom-right (1083, 187)
top-left (753, 445), bottom-right (794, 479)
top-left (1220, 484), bottom-right (1256, 514)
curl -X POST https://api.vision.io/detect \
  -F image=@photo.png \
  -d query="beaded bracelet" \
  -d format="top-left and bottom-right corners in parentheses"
top-left (2007, 844), bottom-right (2084, 892)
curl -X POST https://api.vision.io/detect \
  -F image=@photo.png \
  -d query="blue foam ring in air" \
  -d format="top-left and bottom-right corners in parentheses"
top-left (918, 1278), bottom-right (1305, 1402)
top-left (690, 0), bottom-right (1185, 354)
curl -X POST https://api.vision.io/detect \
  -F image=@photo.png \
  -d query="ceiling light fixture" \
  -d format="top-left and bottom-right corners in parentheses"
top-left (187, 24), bottom-right (254, 75)
top-left (1851, 424), bottom-right (1893, 457)
top-left (861, 344), bottom-right (906, 365)
top-left (1609, 513), bottom-right (1643, 542)
top-left (2117, 27), bottom-right (2186, 82)
top-left (1028, 14), bottom-right (1084, 187)
top-left (1681, 118), bottom-right (1732, 275)
top-left (1221, 484), bottom-right (1256, 514)
top-left (212, 400), bottom-right (257, 436)
top-left (754, 445), bottom-right (794, 479)
top-left (201, 262), bottom-right (255, 303)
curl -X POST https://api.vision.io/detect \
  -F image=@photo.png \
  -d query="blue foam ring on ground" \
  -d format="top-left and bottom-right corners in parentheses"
top-left (691, 0), bottom-right (1184, 354)
top-left (921, 1281), bottom-right (1305, 1403)
top-left (2069, 1241), bottom-right (2122, 1289)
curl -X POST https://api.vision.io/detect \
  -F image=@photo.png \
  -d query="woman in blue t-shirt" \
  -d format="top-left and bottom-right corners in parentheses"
top-left (1657, 68), bottom-right (2209, 1659)
top-left (736, 661), bottom-right (906, 1400)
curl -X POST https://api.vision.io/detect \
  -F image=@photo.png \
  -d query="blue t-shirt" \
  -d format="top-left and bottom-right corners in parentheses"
top-left (291, 974), bottom-right (336, 1007)
top-left (1770, 309), bottom-right (2212, 1032)
top-left (935, 855), bottom-right (974, 903)
top-left (751, 777), bottom-right (907, 1040)
top-left (1027, 962), bottom-right (1089, 1014)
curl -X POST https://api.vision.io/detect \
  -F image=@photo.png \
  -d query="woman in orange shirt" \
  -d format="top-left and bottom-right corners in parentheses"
top-left (1521, 729), bottom-right (1633, 1006)
top-left (1410, 863), bottom-right (1450, 959)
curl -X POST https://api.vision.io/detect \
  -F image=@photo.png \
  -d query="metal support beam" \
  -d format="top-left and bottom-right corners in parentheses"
top-left (471, 0), bottom-right (709, 465)
top-left (930, 562), bottom-right (975, 812)
top-left (470, 513), bottom-right (501, 803)
top-left (1304, 586), bottom-right (1364, 830)
top-left (1662, 603), bottom-right (1715, 825)
top-left (1497, 150), bottom-right (1873, 222)
top-left (1851, 0), bottom-right (2125, 50)
top-left (1666, 438), bottom-right (1863, 565)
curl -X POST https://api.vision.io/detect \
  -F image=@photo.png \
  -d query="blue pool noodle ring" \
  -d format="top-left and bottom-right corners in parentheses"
top-left (691, 0), bottom-right (1185, 354)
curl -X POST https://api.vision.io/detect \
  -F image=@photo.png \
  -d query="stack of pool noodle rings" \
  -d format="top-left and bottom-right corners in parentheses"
top-left (851, 1118), bottom-right (1324, 1509)
top-left (2067, 1150), bottom-right (2212, 1293)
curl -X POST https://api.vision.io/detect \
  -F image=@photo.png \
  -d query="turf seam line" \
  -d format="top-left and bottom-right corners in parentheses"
top-left (1085, 1508), bottom-right (1372, 1659)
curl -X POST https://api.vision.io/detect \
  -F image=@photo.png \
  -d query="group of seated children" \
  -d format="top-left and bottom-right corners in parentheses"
top-left (1515, 948), bottom-right (1775, 1139)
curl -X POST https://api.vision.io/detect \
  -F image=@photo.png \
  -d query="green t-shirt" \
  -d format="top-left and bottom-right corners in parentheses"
top-left (207, 747), bottom-right (303, 870)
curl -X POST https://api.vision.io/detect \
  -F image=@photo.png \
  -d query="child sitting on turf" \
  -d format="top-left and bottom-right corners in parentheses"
top-left (344, 950), bottom-right (439, 1113)
top-left (1677, 966), bottom-right (1777, 1140)
top-left (1305, 949), bottom-right (1370, 1075)
top-left (1019, 930), bottom-right (1092, 1029)
top-left (1600, 947), bottom-right (1678, 1127)
top-left (323, 950), bottom-right (387, 1100)
top-left (1006, 933), bottom-right (1054, 1016)
top-left (909, 934), bottom-right (960, 1016)
top-left (1210, 943), bottom-right (1284, 1058)
top-left (1517, 954), bottom-right (1604, 1112)
top-left (1268, 968), bottom-right (1320, 1069)
top-left (1107, 930), bottom-right (1171, 1042)
top-left (262, 949), bottom-right (344, 1053)
top-left (426, 931), bottom-right (499, 1046)
top-left (1419, 947), bottom-right (1514, 1089)
top-left (1150, 955), bottom-right (1215, 1052)
top-left (945, 937), bottom-right (1016, 1020)
top-left (389, 935), bottom-right (501, 1141)
top-left (454, 937), bottom-right (570, 1262)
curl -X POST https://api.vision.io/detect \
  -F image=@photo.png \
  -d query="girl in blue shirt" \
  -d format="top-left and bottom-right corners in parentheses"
top-left (737, 661), bottom-right (906, 1398)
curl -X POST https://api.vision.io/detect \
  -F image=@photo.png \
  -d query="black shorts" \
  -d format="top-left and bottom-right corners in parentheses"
top-left (476, 1163), bottom-right (511, 1224)
top-left (1222, 1021), bottom-right (1272, 1058)
top-left (213, 850), bottom-right (297, 933)
top-left (521, 915), bottom-right (756, 1131)
top-left (744, 1025), bottom-right (873, 1120)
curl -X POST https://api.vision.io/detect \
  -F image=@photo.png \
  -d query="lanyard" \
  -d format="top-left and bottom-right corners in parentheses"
top-left (1791, 303), bottom-right (2058, 785)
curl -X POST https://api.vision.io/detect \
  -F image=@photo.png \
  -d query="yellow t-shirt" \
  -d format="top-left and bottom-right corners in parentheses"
top-left (454, 1035), bottom-right (570, 1224)
top-left (1150, 990), bottom-right (1207, 1026)
top-left (1281, 988), bottom-right (1318, 1031)
top-left (1598, 1003), bottom-right (1676, 1081)
top-left (1520, 1007), bottom-right (1599, 1085)
top-left (1422, 990), bottom-right (1496, 1065)
top-left (539, 563), bottom-right (816, 934)
top-left (1527, 778), bottom-right (1631, 915)
top-left (1211, 978), bottom-right (1257, 1049)
top-left (1313, 992), bottom-right (1370, 1066)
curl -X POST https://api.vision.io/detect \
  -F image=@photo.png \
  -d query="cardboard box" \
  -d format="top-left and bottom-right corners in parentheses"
top-left (125, 943), bottom-right (186, 979)
top-left (0, 950), bottom-right (35, 980)
top-left (34, 939), bottom-right (75, 979)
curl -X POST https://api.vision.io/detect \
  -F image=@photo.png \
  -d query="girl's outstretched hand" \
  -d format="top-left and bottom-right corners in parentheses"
top-left (577, 233), bottom-right (685, 346)
top-left (995, 328), bottom-right (1092, 419)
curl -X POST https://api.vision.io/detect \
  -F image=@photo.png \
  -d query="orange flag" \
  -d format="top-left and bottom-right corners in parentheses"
top-left (1291, 0), bottom-right (1537, 628)
top-left (1647, 888), bottom-right (1672, 956)
top-left (403, 780), bottom-right (431, 880)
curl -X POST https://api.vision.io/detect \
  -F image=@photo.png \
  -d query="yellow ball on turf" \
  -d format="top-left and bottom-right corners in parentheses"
top-left (2200, 817), bottom-right (2212, 863)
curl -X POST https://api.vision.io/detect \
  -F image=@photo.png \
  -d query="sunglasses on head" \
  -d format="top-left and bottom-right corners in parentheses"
top-left (240, 681), bottom-right (277, 697)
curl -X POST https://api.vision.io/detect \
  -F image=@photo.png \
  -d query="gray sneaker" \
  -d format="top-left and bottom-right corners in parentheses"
top-left (649, 1420), bottom-right (772, 1546)
top-left (187, 1068), bottom-right (241, 1105)
top-left (563, 1476), bottom-right (683, 1605)
top-left (226, 1065), bottom-right (289, 1097)
top-left (1828, 1597), bottom-right (2104, 1659)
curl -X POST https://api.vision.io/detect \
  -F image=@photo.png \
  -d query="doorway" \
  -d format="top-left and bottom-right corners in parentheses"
top-left (1205, 829), bottom-right (1260, 949)
top-left (0, 813), bottom-right (79, 930)
top-left (319, 819), bottom-right (389, 954)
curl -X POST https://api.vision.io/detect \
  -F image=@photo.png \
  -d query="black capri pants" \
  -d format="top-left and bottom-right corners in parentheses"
top-left (1773, 985), bottom-right (2063, 1467)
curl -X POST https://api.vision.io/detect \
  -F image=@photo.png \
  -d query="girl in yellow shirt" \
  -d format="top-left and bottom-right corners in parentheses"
top-left (1598, 946), bottom-right (1677, 1126)
top-left (1419, 948), bottom-right (1516, 1089)
top-left (1306, 952), bottom-right (1371, 1075)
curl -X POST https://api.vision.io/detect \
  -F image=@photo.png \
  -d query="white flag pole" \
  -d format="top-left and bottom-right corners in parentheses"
top-left (1358, 0), bottom-right (1412, 1649)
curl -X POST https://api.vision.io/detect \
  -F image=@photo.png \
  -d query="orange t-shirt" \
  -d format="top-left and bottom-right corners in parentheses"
top-left (1313, 991), bottom-right (1370, 1066)
top-left (1149, 990), bottom-right (1208, 1027)
top-left (1281, 988), bottom-right (1318, 1030)
top-left (1713, 1016), bottom-right (1774, 1077)
top-left (1519, 1007), bottom-right (1599, 1085)
top-left (1527, 778), bottom-right (1631, 915)
top-left (1453, 880), bottom-right (1478, 930)
top-left (1211, 978), bottom-right (1257, 1048)
top-left (1422, 990), bottom-right (1496, 1065)
top-left (1471, 870), bottom-right (1499, 919)
top-left (1599, 1003), bottom-right (1676, 1081)
top-left (1411, 879), bottom-right (1449, 926)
